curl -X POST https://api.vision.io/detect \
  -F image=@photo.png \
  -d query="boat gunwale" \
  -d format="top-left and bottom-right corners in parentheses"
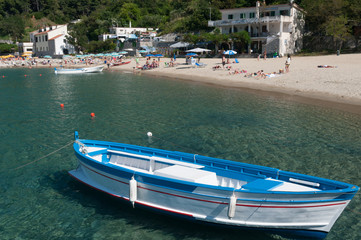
top-left (73, 139), bottom-right (359, 197)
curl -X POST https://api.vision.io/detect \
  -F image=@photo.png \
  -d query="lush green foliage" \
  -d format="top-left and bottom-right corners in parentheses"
top-left (0, 0), bottom-right (360, 52)
top-left (0, 43), bottom-right (18, 54)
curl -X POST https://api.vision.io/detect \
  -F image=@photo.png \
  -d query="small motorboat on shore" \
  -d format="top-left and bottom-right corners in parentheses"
top-left (111, 61), bottom-right (131, 66)
top-left (69, 132), bottom-right (359, 239)
top-left (54, 65), bottom-right (104, 74)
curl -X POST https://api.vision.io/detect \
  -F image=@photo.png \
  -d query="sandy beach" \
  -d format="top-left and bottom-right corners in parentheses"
top-left (110, 53), bottom-right (361, 108)
top-left (2, 53), bottom-right (361, 109)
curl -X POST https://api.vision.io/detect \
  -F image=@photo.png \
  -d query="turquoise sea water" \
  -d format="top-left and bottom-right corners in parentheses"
top-left (0, 68), bottom-right (360, 240)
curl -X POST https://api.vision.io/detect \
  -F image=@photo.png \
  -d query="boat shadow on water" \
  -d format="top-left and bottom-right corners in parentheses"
top-left (46, 171), bottom-right (277, 240)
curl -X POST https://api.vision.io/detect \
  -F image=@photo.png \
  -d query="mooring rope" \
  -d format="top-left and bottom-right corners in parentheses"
top-left (13, 141), bottom-right (74, 170)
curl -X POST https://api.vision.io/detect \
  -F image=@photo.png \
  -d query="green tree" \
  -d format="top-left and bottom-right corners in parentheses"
top-left (66, 20), bottom-right (89, 52)
top-left (0, 15), bottom-right (25, 41)
top-left (0, 43), bottom-right (18, 54)
top-left (324, 15), bottom-right (351, 51)
top-left (86, 39), bottom-right (116, 53)
top-left (231, 30), bottom-right (251, 52)
top-left (183, 33), bottom-right (199, 45)
top-left (207, 29), bottom-right (223, 53)
top-left (118, 3), bottom-right (141, 26)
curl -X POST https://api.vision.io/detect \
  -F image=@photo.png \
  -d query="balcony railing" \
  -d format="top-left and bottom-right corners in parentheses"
top-left (208, 15), bottom-right (292, 27)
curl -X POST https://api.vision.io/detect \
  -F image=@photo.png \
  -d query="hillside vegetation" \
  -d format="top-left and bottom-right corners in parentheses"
top-left (0, 0), bottom-right (360, 52)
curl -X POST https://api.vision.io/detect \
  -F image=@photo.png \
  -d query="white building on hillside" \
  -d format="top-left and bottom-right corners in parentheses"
top-left (208, 0), bottom-right (305, 56)
top-left (98, 26), bottom-right (156, 42)
top-left (30, 24), bottom-right (75, 57)
top-left (17, 42), bottom-right (33, 57)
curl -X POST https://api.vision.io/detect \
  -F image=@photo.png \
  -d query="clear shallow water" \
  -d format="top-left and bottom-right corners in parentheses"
top-left (0, 68), bottom-right (360, 240)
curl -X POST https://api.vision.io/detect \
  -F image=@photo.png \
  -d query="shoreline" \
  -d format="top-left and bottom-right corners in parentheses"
top-left (2, 53), bottom-right (361, 113)
top-left (116, 67), bottom-right (361, 115)
top-left (110, 53), bottom-right (361, 113)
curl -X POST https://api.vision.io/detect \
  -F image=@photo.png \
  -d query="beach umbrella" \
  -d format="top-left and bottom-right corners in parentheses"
top-left (223, 50), bottom-right (237, 55)
top-left (119, 51), bottom-right (128, 54)
top-left (154, 54), bottom-right (163, 57)
top-left (146, 54), bottom-right (154, 57)
top-left (186, 52), bottom-right (198, 56)
top-left (223, 50), bottom-right (237, 59)
top-left (186, 48), bottom-right (211, 53)
top-left (139, 50), bottom-right (148, 53)
top-left (43, 55), bottom-right (52, 58)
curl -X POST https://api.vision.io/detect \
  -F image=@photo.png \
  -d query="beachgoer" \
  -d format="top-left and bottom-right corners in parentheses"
top-left (135, 57), bottom-right (139, 66)
top-left (222, 55), bottom-right (226, 69)
top-left (285, 54), bottom-right (291, 73)
top-left (263, 50), bottom-right (267, 60)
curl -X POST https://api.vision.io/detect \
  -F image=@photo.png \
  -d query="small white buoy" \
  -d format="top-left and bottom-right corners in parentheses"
top-left (147, 132), bottom-right (152, 137)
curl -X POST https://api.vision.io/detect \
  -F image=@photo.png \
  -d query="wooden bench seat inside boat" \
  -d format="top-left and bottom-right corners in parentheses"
top-left (154, 165), bottom-right (218, 186)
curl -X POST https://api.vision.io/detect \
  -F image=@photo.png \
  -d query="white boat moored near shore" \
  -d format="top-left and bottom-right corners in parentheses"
top-left (54, 65), bottom-right (104, 74)
top-left (69, 131), bottom-right (359, 239)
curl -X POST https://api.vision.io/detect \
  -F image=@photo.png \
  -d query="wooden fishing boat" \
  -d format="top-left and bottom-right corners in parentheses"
top-left (69, 132), bottom-right (359, 239)
top-left (111, 61), bottom-right (131, 66)
top-left (54, 65), bottom-right (104, 74)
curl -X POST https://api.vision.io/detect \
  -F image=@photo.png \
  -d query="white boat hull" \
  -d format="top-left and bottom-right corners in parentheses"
top-left (54, 65), bottom-right (104, 74)
top-left (69, 134), bottom-right (358, 239)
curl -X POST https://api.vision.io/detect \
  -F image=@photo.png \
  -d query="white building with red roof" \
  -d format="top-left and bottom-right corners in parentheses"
top-left (30, 24), bottom-right (75, 57)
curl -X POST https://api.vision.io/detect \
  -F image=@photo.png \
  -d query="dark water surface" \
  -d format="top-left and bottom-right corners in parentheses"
top-left (0, 68), bottom-right (360, 240)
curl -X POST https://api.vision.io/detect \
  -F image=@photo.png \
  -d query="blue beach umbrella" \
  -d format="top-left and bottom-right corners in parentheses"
top-left (154, 54), bottom-right (163, 57)
top-left (146, 54), bottom-right (154, 57)
top-left (43, 55), bottom-right (52, 58)
top-left (223, 50), bottom-right (237, 55)
top-left (223, 50), bottom-right (237, 59)
top-left (186, 52), bottom-right (197, 56)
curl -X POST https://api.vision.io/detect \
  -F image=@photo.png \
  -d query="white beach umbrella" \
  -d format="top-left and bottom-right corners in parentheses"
top-left (186, 48), bottom-right (211, 53)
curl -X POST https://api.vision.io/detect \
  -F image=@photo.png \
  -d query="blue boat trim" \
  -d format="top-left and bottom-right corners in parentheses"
top-left (74, 141), bottom-right (358, 200)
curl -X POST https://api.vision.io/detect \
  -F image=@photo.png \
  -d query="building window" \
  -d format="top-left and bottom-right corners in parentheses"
top-left (280, 10), bottom-right (290, 16)
top-left (249, 12), bottom-right (255, 18)
top-left (45, 35), bottom-right (48, 41)
top-left (228, 14), bottom-right (233, 20)
top-left (35, 37), bottom-right (38, 42)
top-left (240, 13), bottom-right (246, 19)
top-left (270, 11), bottom-right (275, 16)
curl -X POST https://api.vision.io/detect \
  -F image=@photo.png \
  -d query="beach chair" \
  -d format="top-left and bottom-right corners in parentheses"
top-left (195, 62), bottom-right (207, 68)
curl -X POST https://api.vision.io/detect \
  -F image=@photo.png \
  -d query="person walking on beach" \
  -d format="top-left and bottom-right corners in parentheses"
top-left (263, 50), bottom-right (267, 60)
top-left (285, 54), bottom-right (291, 73)
top-left (222, 55), bottom-right (226, 69)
